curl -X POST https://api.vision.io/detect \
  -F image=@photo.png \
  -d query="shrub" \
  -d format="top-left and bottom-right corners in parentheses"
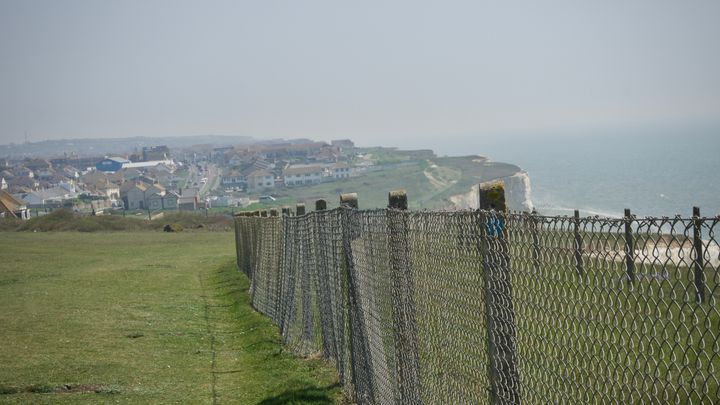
top-left (163, 223), bottom-right (183, 232)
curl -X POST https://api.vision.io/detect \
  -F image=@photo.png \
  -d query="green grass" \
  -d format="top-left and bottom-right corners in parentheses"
top-left (235, 156), bottom-right (523, 213)
top-left (0, 209), bottom-right (235, 232)
top-left (0, 232), bottom-right (343, 404)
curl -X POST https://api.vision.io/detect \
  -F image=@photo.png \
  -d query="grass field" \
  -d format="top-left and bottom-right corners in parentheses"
top-left (236, 156), bottom-right (523, 212)
top-left (0, 232), bottom-right (343, 404)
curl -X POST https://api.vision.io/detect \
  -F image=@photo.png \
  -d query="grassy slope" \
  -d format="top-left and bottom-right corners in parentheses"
top-left (0, 210), bottom-right (235, 232)
top-left (0, 232), bottom-right (342, 404)
top-left (241, 156), bottom-right (523, 211)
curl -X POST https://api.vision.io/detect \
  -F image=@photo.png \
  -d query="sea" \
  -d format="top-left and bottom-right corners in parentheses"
top-left (434, 126), bottom-right (720, 218)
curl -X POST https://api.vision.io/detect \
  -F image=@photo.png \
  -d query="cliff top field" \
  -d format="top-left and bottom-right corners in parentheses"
top-left (0, 232), bottom-right (344, 404)
top-left (243, 155), bottom-right (529, 211)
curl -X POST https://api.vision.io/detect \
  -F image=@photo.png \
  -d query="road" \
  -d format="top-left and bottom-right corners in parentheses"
top-left (199, 164), bottom-right (219, 197)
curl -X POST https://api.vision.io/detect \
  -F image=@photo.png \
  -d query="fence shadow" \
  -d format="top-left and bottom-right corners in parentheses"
top-left (255, 383), bottom-right (341, 405)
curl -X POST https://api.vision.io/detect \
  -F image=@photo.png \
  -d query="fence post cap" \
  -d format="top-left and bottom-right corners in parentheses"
top-left (388, 190), bottom-right (408, 210)
top-left (340, 192), bottom-right (358, 208)
top-left (478, 181), bottom-right (506, 211)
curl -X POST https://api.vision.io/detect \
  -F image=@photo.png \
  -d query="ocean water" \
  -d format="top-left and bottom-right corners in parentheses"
top-left (437, 128), bottom-right (720, 218)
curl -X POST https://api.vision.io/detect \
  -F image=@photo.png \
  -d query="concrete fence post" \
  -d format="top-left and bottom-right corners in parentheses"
top-left (387, 190), bottom-right (421, 403)
top-left (693, 206), bottom-right (706, 303)
top-left (624, 208), bottom-right (636, 284)
top-left (315, 199), bottom-right (327, 211)
top-left (340, 193), bottom-right (358, 209)
top-left (338, 191), bottom-right (374, 402)
top-left (296, 203), bottom-right (306, 216)
top-left (478, 181), bottom-right (520, 404)
top-left (573, 209), bottom-right (584, 278)
top-left (530, 209), bottom-right (541, 273)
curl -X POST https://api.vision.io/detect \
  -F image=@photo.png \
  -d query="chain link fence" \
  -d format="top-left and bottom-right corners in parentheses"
top-left (234, 206), bottom-right (719, 404)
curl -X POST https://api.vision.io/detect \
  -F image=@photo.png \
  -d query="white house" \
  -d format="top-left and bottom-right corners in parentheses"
top-left (221, 171), bottom-right (246, 187)
top-left (332, 163), bottom-right (352, 179)
top-left (283, 165), bottom-right (325, 186)
top-left (247, 170), bottom-right (275, 191)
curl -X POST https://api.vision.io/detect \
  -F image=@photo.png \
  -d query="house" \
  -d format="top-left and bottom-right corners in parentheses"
top-left (146, 193), bottom-right (165, 210)
top-left (0, 190), bottom-right (29, 219)
top-left (23, 158), bottom-right (52, 172)
top-left (144, 183), bottom-right (166, 198)
top-left (246, 170), bottom-right (275, 191)
top-left (94, 180), bottom-right (120, 201)
top-left (119, 168), bottom-right (142, 181)
top-left (178, 195), bottom-right (198, 211)
top-left (332, 163), bottom-right (352, 179)
top-left (15, 167), bottom-right (34, 178)
top-left (146, 187), bottom-right (178, 211)
top-left (122, 183), bottom-right (148, 210)
top-left (283, 165), bottom-right (325, 186)
top-left (163, 191), bottom-right (179, 209)
top-left (1, 177), bottom-right (6, 190)
top-left (14, 184), bottom-right (81, 209)
top-left (220, 170), bottom-right (246, 188)
top-left (120, 181), bottom-right (173, 210)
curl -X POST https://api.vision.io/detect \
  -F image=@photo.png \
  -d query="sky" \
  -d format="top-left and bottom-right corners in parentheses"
top-left (1, 0), bottom-right (719, 147)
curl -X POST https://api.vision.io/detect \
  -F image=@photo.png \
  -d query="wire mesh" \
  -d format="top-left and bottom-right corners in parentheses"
top-left (234, 208), bottom-right (720, 404)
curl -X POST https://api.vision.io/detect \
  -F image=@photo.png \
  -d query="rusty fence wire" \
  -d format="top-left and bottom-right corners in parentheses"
top-left (234, 208), bottom-right (719, 404)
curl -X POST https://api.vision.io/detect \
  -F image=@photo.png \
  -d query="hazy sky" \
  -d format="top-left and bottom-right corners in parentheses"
top-left (1, 0), bottom-right (719, 147)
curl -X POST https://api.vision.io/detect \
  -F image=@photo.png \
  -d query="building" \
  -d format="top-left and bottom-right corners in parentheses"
top-left (122, 183), bottom-right (148, 210)
top-left (332, 163), bottom-right (352, 179)
top-left (178, 195), bottom-right (198, 211)
top-left (121, 160), bottom-right (175, 170)
top-left (142, 145), bottom-right (170, 161)
top-left (246, 170), bottom-right (275, 191)
top-left (0, 190), bottom-right (29, 219)
top-left (96, 157), bottom-right (174, 173)
top-left (92, 180), bottom-right (120, 201)
top-left (120, 181), bottom-right (175, 211)
top-left (96, 157), bottom-right (130, 172)
top-left (220, 171), bottom-right (246, 188)
top-left (14, 183), bottom-right (82, 209)
top-left (283, 165), bottom-right (325, 186)
top-left (163, 191), bottom-right (179, 209)
top-left (146, 192), bottom-right (165, 210)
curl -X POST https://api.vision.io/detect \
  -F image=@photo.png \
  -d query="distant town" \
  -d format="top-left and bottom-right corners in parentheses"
top-left (0, 138), bottom-right (439, 219)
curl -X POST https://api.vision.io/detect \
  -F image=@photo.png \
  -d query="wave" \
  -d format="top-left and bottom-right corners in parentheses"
top-left (534, 203), bottom-right (623, 218)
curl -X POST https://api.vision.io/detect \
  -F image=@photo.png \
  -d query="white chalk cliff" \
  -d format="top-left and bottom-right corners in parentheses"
top-left (449, 170), bottom-right (534, 212)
